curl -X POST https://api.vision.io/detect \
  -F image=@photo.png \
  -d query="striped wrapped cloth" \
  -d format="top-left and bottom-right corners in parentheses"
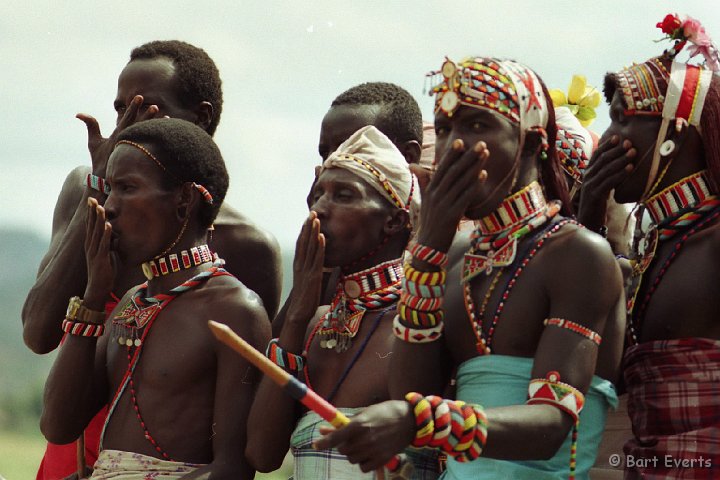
top-left (624, 338), bottom-right (720, 479)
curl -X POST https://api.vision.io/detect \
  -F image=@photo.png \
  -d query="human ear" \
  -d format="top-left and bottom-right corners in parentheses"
top-left (384, 208), bottom-right (410, 236)
top-left (176, 182), bottom-right (200, 222)
top-left (195, 101), bottom-right (214, 132)
top-left (398, 140), bottom-right (422, 165)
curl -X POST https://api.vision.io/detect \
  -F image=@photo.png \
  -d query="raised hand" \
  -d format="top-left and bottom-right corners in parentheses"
top-left (578, 135), bottom-right (636, 231)
top-left (76, 95), bottom-right (163, 177)
top-left (315, 400), bottom-right (415, 473)
top-left (285, 212), bottom-right (326, 327)
top-left (83, 198), bottom-right (115, 308)
top-left (417, 139), bottom-right (489, 252)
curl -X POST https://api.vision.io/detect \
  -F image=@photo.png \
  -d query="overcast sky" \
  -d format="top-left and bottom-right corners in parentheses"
top-left (2, 1), bottom-right (719, 251)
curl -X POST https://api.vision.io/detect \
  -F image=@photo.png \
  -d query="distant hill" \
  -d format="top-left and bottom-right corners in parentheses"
top-left (0, 228), bottom-right (54, 430)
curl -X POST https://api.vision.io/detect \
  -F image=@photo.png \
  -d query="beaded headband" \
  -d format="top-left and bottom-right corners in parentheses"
top-left (115, 140), bottom-right (214, 204)
top-left (427, 56), bottom-right (550, 150)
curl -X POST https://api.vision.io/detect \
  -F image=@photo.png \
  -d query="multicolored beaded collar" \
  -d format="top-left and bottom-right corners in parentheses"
top-left (463, 182), bottom-right (560, 283)
top-left (317, 258), bottom-right (403, 353)
top-left (140, 244), bottom-right (214, 280)
top-left (645, 170), bottom-right (713, 226)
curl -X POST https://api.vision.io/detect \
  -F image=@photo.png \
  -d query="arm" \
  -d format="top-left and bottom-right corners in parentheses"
top-left (182, 292), bottom-right (272, 479)
top-left (246, 212), bottom-right (325, 471)
top-left (23, 166), bottom-right (97, 353)
top-left (40, 198), bottom-right (114, 443)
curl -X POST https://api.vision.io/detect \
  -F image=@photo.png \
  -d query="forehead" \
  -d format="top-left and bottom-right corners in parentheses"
top-left (320, 104), bottom-right (382, 144)
top-left (116, 57), bottom-right (179, 103)
top-left (107, 143), bottom-right (165, 182)
top-left (316, 166), bottom-right (366, 186)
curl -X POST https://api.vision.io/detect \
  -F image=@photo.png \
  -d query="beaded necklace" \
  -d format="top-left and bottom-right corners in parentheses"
top-left (316, 258), bottom-right (403, 353)
top-left (140, 244), bottom-right (213, 280)
top-left (102, 259), bottom-right (231, 460)
top-left (462, 182), bottom-right (559, 283)
top-left (626, 171), bottom-right (720, 343)
top-left (466, 218), bottom-right (573, 355)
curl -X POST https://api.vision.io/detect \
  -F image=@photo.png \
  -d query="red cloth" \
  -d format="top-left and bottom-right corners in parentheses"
top-left (36, 295), bottom-right (118, 480)
top-left (623, 338), bottom-right (720, 479)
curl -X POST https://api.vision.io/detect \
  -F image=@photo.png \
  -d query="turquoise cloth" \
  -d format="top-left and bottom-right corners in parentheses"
top-left (442, 355), bottom-right (618, 480)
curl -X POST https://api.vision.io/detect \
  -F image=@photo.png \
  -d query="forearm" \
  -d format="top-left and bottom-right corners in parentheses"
top-left (245, 376), bottom-right (299, 471)
top-left (23, 196), bottom-right (93, 353)
top-left (40, 336), bottom-right (105, 444)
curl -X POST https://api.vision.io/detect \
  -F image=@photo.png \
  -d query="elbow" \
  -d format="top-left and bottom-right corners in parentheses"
top-left (23, 324), bottom-right (56, 355)
top-left (40, 411), bottom-right (79, 445)
top-left (245, 441), bottom-right (286, 473)
top-left (534, 429), bottom-right (572, 460)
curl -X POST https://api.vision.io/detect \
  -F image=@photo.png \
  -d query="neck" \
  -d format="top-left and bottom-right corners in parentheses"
top-left (144, 232), bottom-right (214, 295)
top-left (644, 170), bottom-right (716, 225)
top-left (475, 181), bottom-right (547, 235)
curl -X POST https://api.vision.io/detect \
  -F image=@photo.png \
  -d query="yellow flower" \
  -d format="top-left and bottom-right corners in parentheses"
top-left (550, 75), bottom-right (601, 127)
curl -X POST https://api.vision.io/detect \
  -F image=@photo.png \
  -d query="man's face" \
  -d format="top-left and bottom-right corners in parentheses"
top-left (115, 57), bottom-right (197, 126)
top-left (603, 90), bottom-right (662, 203)
top-left (309, 168), bottom-right (390, 267)
top-left (434, 105), bottom-right (520, 219)
top-left (104, 144), bottom-right (179, 265)
top-left (318, 104), bottom-right (382, 160)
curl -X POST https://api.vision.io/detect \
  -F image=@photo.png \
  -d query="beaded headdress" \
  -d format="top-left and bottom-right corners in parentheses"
top-left (427, 57), bottom-right (550, 151)
top-left (609, 14), bottom-right (719, 200)
top-left (554, 106), bottom-right (593, 191)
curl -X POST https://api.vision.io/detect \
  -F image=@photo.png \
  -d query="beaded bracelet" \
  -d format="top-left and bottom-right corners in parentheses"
top-left (405, 392), bottom-right (488, 462)
top-left (393, 315), bottom-right (444, 343)
top-left (400, 292), bottom-right (444, 312)
top-left (398, 303), bottom-right (444, 328)
top-left (409, 243), bottom-right (449, 268)
top-left (543, 318), bottom-right (602, 346)
top-left (402, 277), bottom-right (445, 298)
top-left (86, 173), bottom-right (111, 195)
top-left (404, 263), bottom-right (446, 286)
top-left (62, 318), bottom-right (105, 337)
top-left (265, 338), bottom-right (305, 374)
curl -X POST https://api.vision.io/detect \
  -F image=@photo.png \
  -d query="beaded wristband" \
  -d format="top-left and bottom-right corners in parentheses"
top-left (402, 277), bottom-right (445, 298)
top-left (62, 318), bottom-right (105, 337)
top-left (404, 263), bottom-right (446, 286)
top-left (543, 318), bottom-right (602, 346)
top-left (405, 392), bottom-right (488, 462)
top-left (86, 173), bottom-right (111, 195)
top-left (400, 292), bottom-right (444, 312)
top-left (265, 338), bottom-right (305, 374)
top-left (398, 303), bottom-right (444, 328)
top-left (393, 315), bottom-right (444, 343)
top-left (409, 242), bottom-right (449, 268)
top-left (526, 371), bottom-right (585, 423)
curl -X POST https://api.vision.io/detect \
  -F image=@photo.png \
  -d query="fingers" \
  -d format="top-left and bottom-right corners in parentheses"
top-left (114, 95), bottom-right (144, 136)
top-left (85, 198), bottom-right (106, 257)
top-left (76, 113), bottom-right (102, 150)
top-left (293, 212), bottom-right (315, 268)
top-left (314, 421), bottom-right (354, 450)
top-left (584, 137), bottom-right (636, 197)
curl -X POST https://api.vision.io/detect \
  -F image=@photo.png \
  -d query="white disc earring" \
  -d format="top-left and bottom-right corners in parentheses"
top-left (660, 139), bottom-right (675, 157)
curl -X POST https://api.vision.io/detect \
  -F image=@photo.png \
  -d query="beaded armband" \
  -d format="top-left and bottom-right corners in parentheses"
top-left (86, 173), bottom-right (111, 195)
top-left (409, 242), bottom-right (449, 268)
top-left (526, 371), bottom-right (585, 423)
top-left (265, 338), bottom-right (305, 374)
top-left (405, 392), bottom-right (488, 462)
top-left (543, 318), bottom-right (602, 346)
top-left (62, 318), bottom-right (105, 337)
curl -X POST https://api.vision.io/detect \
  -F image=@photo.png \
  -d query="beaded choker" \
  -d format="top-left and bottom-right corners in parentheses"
top-left (140, 244), bottom-right (213, 280)
top-left (463, 183), bottom-right (559, 283)
top-left (645, 170), bottom-right (713, 226)
top-left (317, 258), bottom-right (403, 352)
top-left (475, 181), bottom-right (547, 235)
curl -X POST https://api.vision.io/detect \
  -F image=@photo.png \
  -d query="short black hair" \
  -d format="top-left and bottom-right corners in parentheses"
top-left (130, 40), bottom-right (223, 136)
top-left (331, 82), bottom-right (423, 144)
top-left (116, 118), bottom-right (229, 228)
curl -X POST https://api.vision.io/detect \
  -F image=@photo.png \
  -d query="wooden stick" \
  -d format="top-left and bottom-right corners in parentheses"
top-left (76, 433), bottom-right (86, 479)
top-left (208, 320), bottom-right (397, 479)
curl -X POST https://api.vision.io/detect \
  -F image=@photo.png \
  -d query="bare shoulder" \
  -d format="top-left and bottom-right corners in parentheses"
top-left (542, 222), bottom-right (622, 301)
top-left (201, 274), bottom-right (271, 341)
top-left (51, 166), bottom-right (91, 234)
top-left (213, 203), bottom-right (280, 253)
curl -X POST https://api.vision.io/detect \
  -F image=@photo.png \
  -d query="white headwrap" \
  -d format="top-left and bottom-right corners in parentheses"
top-left (322, 125), bottom-right (421, 228)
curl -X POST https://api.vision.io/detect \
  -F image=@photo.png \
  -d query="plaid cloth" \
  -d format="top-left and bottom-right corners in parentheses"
top-left (290, 409), bottom-right (440, 480)
top-left (623, 338), bottom-right (720, 479)
top-left (90, 449), bottom-right (203, 479)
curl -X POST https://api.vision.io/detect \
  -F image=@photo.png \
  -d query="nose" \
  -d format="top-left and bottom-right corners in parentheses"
top-left (102, 192), bottom-right (118, 221)
top-left (310, 193), bottom-right (329, 219)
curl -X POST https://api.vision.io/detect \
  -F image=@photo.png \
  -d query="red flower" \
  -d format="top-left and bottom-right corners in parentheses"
top-left (657, 14), bottom-right (682, 35)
